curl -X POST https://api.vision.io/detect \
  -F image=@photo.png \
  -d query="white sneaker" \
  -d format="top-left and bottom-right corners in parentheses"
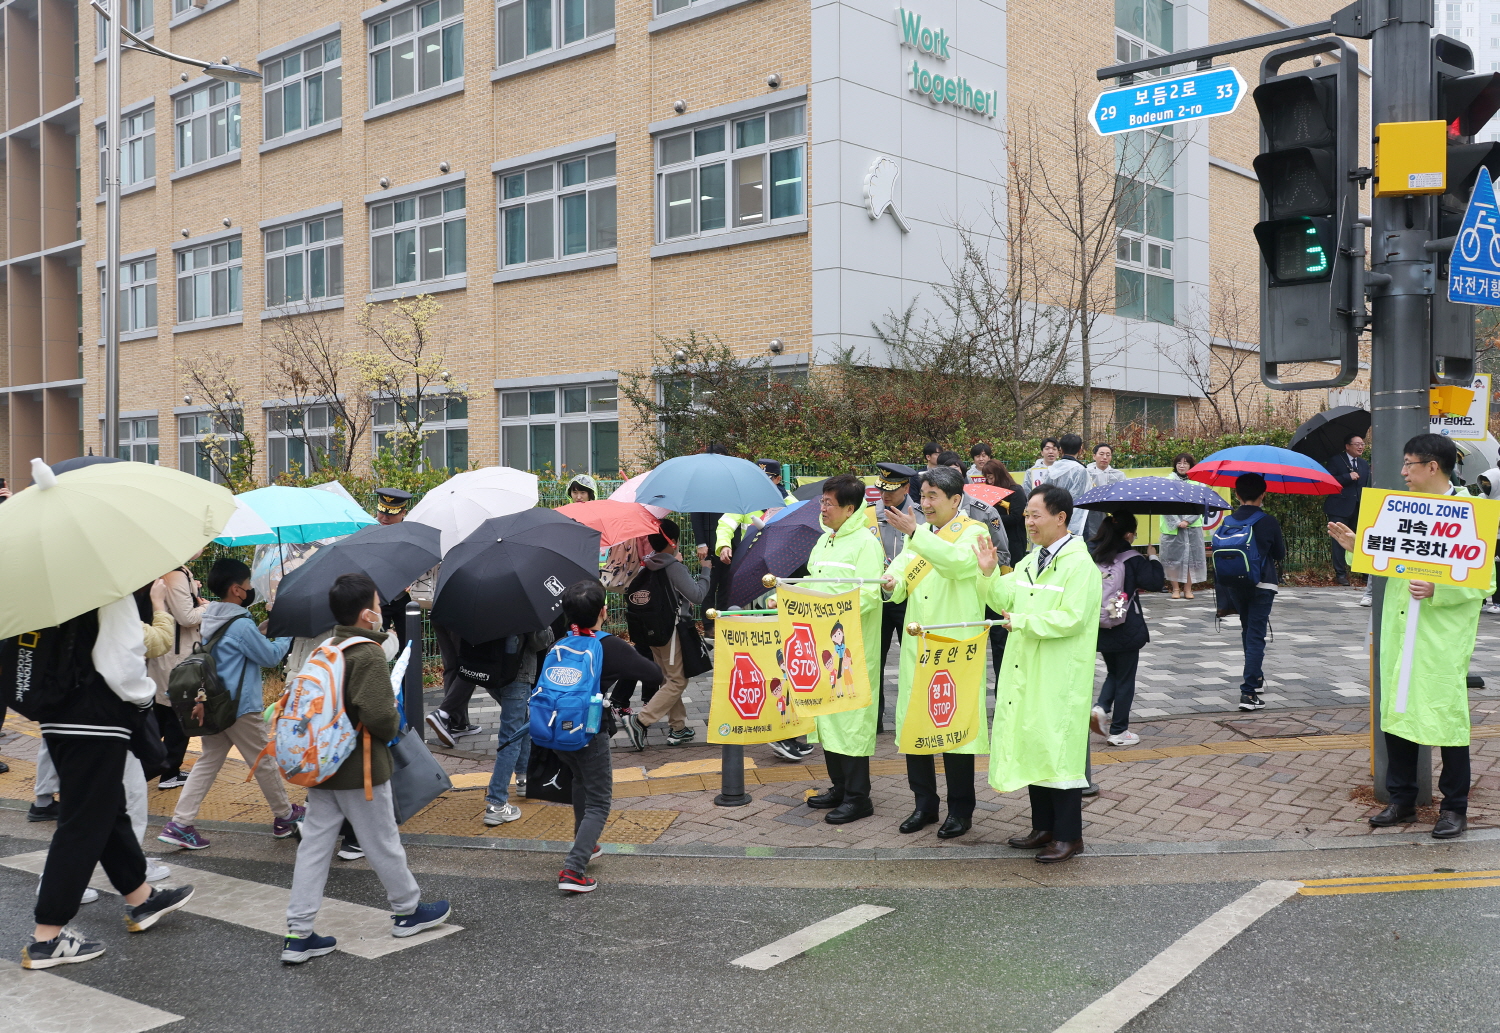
top-left (1358, 594), bottom-right (1372, 607)
top-left (1484, 603), bottom-right (1500, 615)
top-left (35, 881), bottom-right (99, 904)
top-left (145, 862), bottom-right (172, 882)
top-left (1106, 730), bottom-right (1141, 747)
top-left (483, 803), bottom-right (522, 826)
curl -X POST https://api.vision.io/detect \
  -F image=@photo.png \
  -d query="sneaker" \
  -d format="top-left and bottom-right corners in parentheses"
top-left (1106, 730), bottom-right (1141, 747)
top-left (612, 705), bottom-right (634, 720)
top-left (450, 723), bottom-right (483, 739)
top-left (769, 738), bottom-right (804, 762)
top-left (1485, 603), bottom-right (1500, 615)
top-left (1238, 693), bottom-right (1267, 711)
top-left (27, 800), bottom-right (59, 822)
top-left (145, 862), bottom-right (172, 883)
top-left (558, 869), bottom-right (597, 893)
top-left (514, 778), bottom-right (527, 794)
top-left (665, 727), bottom-right (695, 746)
top-left (156, 773), bottom-right (187, 790)
top-left (272, 803), bottom-right (306, 839)
top-left (336, 838), bottom-right (364, 861)
top-left (483, 803), bottom-right (522, 826)
top-left (124, 884), bottom-right (195, 933)
top-left (22, 927), bottom-right (105, 970)
top-left (425, 710), bottom-right (456, 748)
top-left (157, 821), bottom-right (209, 850)
top-left (1090, 706), bottom-right (1108, 737)
top-left (38, 879), bottom-right (100, 904)
top-left (392, 901), bottom-right (451, 937)
top-left (795, 741), bottom-right (816, 757)
top-left (623, 713), bottom-right (648, 751)
top-left (1358, 593), bottom-right (1372, 607)
top-left (281, 932), bottom-right (337, 964)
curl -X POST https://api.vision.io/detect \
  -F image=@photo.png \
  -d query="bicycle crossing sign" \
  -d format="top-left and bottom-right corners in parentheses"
top-left (1448, 166), bottom-right (1500, 307)
top-left (1091, 66), bottom-right (1247, 137)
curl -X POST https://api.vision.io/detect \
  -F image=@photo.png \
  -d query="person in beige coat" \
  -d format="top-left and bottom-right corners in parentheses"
top-left (145, 560), bottom-right (206, 789)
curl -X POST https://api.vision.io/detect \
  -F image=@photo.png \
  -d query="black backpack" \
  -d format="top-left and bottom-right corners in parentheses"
top-left (457, 635), bottom-right (527, 689)
top-left (624, 565), bottom-right (678, 648)
top-left (0, 611), bottom-right (101, 722)
top-left (166, 615), bottom-right (249, 736)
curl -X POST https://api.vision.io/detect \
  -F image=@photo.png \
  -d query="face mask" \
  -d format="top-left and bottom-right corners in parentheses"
top-left (242, 587), bottom-right (256, 607)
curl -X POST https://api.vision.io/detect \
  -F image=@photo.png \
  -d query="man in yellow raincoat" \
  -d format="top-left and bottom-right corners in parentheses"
top-left (803, 475), bottom-right (885, 825)
top-left (976, 483), bottom-right (1101, 863)
top-left (881, 466), bottom-right (990, 839)
top-left (1328, 433), bottom-right (1487, 839)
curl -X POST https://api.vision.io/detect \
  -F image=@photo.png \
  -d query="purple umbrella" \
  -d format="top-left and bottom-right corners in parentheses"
top-left (726, 500), bottom-right (824, 607)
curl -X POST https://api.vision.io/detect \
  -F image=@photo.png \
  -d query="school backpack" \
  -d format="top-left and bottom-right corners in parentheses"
top-left (254, 636), bottom-right (375, 790)
top-left (166, 614), bottom-right (251, 736)
top-left (1211, 510), bottom-right (1267, 581)
top-left (624, 565), bottom-right (678, 647)
top-left (0, 611), bottom-right (101, 722)
top-left (457, 635), bottom-right (527, 690)
top-left (529, 632), bottom-right (607, 752)
top-left (1097, 549), bottom-right (1137, 628)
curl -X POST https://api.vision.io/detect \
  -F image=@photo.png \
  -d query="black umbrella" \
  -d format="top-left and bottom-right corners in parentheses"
top-left (266, 521), bottom-right (442, 636)
top-left (792, 478), bottom-right (829, 501)
top-left (52, 455), bottom-right (126, 474)
top-left (726, 501), bottom-right (822, 606)
top-left (1074, 476), bottom-right (1232, 515)
top-left (1289, 406), bottom-right (1370, 462)
top-left (432, 509), bottom-right (601, 643)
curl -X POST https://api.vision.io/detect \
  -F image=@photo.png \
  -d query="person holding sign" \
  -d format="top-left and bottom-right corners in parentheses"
top-left (1328, 434), bottom-right (1487, 839)
top-left (975, 484), bottom-right (1103, 864)
top-left (802, 475), bottom-right (886, 825)
top-left (880, 466), bottom-right (991, 839)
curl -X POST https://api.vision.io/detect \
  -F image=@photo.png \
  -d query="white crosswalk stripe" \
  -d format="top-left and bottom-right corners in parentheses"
top-left (0, 959), bottom-right (181, 1033)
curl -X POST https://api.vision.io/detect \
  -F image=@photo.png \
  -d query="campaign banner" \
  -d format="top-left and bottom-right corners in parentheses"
top-left (897, 628), bottom-right (987, 754)
top-left (775, 583), bottom-right (872, 718)
top-left (1351, 488), bottom-right (1500, 588)
top-left (707, 615), bottom-right (810, 745)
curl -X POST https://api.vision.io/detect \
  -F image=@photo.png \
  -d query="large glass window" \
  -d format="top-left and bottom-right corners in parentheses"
top-left (1114, 4), bottom-right (1175, 326)
top-left (117, 417), bottom-right (160, 464)
top-left (497, 0), bottom-right (613, 65)
top-left (370, 185), bottom-right (467, 289)
top-left (655, 104), bottom-right (805, 243)
top-left (177, 238), bottom-right (242, 322)
top-left (178, 412), bottom-right (243, 484)
top-left (173, 80), bottom-right (241, 171)
top-left (264, 37), bottom-right (343, 141)
top-left (499, 147), bottom-right (616, 267)
top-left (99, 257), bottom-right (158, 333)
top-left (268, 404), bottom-right (340, 478)
top-left (369, 0), bottom-right (465, 108)
top-left (1113, 393), bottom-right (1177, 431)
top-left (98, 106), bottom-right (155, 191)
top-left (266, 214), bottom-right (344, 308)
top-left (499, 382), bottom-right (617, 475)
top-left (374, 396), bottom-right (469, 472)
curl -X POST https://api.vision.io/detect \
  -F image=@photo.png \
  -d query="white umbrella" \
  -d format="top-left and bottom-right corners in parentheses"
top-left (608, 472), bottom-right (671, 518)
top-left (407, 466), bottom-right (539, 554)
top-left (217, 494), bottom-right (275, 540)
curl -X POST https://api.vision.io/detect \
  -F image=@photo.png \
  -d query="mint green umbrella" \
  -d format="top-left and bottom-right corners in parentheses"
top-left (216, 485), bottom-right (376, 545)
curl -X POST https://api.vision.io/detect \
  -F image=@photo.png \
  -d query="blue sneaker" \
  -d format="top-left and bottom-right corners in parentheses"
top-left (281, 932), bottom-right (338, 964)
top-left (392, 901), bottom-right (451, 938)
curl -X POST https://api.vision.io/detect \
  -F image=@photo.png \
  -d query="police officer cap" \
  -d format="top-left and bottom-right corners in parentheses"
top-left (875, 462), bottom-right (917, 490)
top-left (375, 487), bottom-right (413, 514)
top-left (756, 458), bottom-right (782, 477)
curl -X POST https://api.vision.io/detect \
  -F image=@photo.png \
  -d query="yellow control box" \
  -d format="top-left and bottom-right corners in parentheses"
top-left (1374, 120), bottom-right (1448, 196)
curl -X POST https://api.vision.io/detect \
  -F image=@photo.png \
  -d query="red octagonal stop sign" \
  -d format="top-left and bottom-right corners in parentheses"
top-left (729, 653), bottom-right (766, 720)
top-left (783, 623), bottom-right (822, 693)
top-left (927, 669), bottom-right (957, 728)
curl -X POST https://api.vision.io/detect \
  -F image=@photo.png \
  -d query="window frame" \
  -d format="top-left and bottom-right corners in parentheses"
top-left (172, 79), bottom-right (242, 173)
top-left (175, 236), bottom-right (244, 324)
top-left (99, 256), bottom-right (159, 334)
top-left (1113, 16), bottom-right (1176, 327)
top-left (117, 416), bottom-right (161, 465)
top-left (496, 0), bottom-right (614, 67)
top-left (497, 146), bottom-right (617, 270)
top-left (372, 394), bottom-right (471, 473)
top-left (262, 36), bottom-right (343, 143)
top-left (267, 403), bottom-right (339, 479)
top-left (1112, 393), bottom-right (1177, 432)
top-left (177, 410), bottom-right (245, 485)
top-left (368, 183), bottom-right (468, 291)
top-left (498, 380), bottom-right (619, 475)
top-left (264, 213), bottom-right (346, 310)
top-left (368, 0), bottom-right (466, 111)
top-left (98, 103), bottom-right (156, 193)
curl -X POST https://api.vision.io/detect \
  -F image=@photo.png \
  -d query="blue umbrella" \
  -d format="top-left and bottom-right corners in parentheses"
top-left (1075, 476), bottom-right (1232, 514)
top-left (216, 484), bottom-right (377, 545)
top-left (631, 454), bottom-right (788, 514)
top-left (727, 500), bottom-right (824, 606)
top-left (1189, 445), bottom-right (1340, 495)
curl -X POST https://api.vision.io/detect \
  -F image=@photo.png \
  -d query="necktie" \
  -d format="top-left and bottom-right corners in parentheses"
top-left (1038, 545), bottom-right (1054, 574)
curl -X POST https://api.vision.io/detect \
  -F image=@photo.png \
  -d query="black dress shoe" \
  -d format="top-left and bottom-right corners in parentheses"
top-left (898, 810), bottom-right (938, 834)
top-left (0, 760), bottom-right (8, 774)
top-left (937, 815), bottom-right (971, 839)
top-left (1007, 829), bottom-right (1055, 850)
top-left (825, 799), bottom-right (874, 825)
top-left (806, 788), bottom-right (844, 809)
top-left (1368, 803), bottom-right (1417, 827)
top-left (1432, 811), bottom-right (1468, 839)
top-left (1035, 839), bottom-right (1084, 863)
top-left (1335, 573), bottom-right (1351, 586)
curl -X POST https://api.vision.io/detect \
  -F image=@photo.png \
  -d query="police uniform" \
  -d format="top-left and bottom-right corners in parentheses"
top-left (873, 463), bottom-right (924, 732)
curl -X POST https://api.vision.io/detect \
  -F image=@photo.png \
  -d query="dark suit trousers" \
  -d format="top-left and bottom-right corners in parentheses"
top-left (878, 601), bottom-right (906, 731)
top-left (907, 753), bottom-right (975, 819)
top-left (1385, 732), bottom-right (1470, 814)
top-left (825, 752), bottom-right (872, 806)
top-left (1028, 785), bottom-right (1084, 841)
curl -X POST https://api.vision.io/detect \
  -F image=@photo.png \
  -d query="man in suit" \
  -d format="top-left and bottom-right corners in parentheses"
top-left (1322, 433), bottom-right (1369, 587)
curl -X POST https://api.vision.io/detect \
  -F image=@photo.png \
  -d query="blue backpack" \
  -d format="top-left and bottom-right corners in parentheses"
top-left (1211, 510), bottom-right (1266, 581)
top-left (529, 632), bottom-right (607, 751)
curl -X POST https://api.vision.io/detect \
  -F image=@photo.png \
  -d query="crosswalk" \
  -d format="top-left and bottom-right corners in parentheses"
top-left (0, 959), bottom-right (181, 1033)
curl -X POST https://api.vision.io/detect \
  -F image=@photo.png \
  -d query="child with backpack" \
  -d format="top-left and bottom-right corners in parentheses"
top-left (1210, 474), bottom-right (1286, 711)
top-left (547, 579), bottom-right (663, 892)
top-left (281, 573), bottom-right (452, 963)
top-left (1088, 513), bottom-right (1165, 747)
top-left (621, 519), bottom-right (708, 751)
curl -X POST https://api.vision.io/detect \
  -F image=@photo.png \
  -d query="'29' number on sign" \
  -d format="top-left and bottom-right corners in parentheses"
top-left (1099, 104), bottom-right (1117, 121)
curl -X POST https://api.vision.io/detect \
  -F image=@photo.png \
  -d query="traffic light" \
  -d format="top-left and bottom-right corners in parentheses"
top-left (1432, 36), bottom-right (1500, 384)
top-left (1253, 39), bottom-right (1360, 390)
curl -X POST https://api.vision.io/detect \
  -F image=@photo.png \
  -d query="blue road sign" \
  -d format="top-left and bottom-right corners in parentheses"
top-left (1449, 166), bottom-right (1500, 307)
top-left (1091, 66), bottom-right (1248, 137)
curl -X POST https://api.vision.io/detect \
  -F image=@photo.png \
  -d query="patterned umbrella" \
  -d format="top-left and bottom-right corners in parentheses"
top-left (726, 500), bottom-right (824, 607)
top-left (1075, 475), bottom-right (1232, 514)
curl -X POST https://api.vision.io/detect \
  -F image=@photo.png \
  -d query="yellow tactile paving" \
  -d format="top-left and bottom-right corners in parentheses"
top-left (647, 757), bottom-right (758, 778)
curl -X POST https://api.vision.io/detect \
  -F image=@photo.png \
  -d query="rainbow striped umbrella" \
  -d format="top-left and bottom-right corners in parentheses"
top-left (1187, 445), bottom-right (1340, 495)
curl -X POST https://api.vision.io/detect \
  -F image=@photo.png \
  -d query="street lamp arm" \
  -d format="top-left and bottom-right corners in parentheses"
top-left (90, 0), bottom-right (262, 82)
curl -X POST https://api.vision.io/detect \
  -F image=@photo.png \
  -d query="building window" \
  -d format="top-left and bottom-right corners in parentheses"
top-left (117, 417), bottom-right (160, 464)
top-left (1114, 393), bottom-right (1176, 431)
top-left (178, 412), bottom-right (244, 484)
top-left (174, 80), bottom-right (241, 171)
top-left (370, 185), bottom-right (466, 288)
top-left (98, 0), bottom-right (152, 47)
top-left (1114, 4), bottom-right (1175, 327)
top-left (497, 0), bottom-right (613, 64)
top-left (654, 104), bottom-right (805, 243)
top-left (1114, 0), bottom-right (1171, 59)
top-left (177, 238), bottom-right (242, 322)
top-left (499, 382), bottom-right (617, 475)
top-left (499, 147), bottom-right (616, 267)
top-left (172, 0), bottom-right (201, 12)
top-left (266, 214), bottom-right (344, 307)
top-left (99, 257), bottom-right (158, 332)
top-left (369, 0), bottom-right (464, 108)
top-left (268, 404), bottom-right (340, 478)
top-left (264, 37), bottom-right (343, 141)
top-left (374, 396), bottom-right (469, 471)
top-left (98, 106), bottom-right (155, 191)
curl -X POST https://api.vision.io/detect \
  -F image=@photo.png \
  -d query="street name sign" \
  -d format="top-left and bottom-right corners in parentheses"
top-left (1091, 66), bottom-right (1247, 136)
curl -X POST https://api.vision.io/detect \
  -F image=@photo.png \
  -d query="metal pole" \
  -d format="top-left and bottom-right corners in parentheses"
top-left (1367, 0), bottom-right (1434, 805)
top-left (102, 0), bottom-right (122, 459)
top-left (714, 744), bottom-right (752, 807)
top-left (404, 604), bottom-right (425, 733)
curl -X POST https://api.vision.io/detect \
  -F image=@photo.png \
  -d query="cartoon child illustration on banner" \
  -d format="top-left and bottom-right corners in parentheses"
top-left (774, 584), bottom-right (871, 717)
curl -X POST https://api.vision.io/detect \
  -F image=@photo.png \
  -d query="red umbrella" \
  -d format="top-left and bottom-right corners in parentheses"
top-left (1187, 445), bottom-right (1340, 495)
top-left (964, 483), bottom-right (1013, 507)
top-left (556, 499), bottom-right (661, 547)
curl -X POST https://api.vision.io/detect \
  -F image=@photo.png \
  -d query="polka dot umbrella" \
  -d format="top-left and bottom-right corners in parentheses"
top-left (1075, 476), bottom-right (1234, 515)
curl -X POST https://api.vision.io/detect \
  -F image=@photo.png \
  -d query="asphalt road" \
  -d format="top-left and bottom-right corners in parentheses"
top-left (3, 816), bottom-right (1499, 1033)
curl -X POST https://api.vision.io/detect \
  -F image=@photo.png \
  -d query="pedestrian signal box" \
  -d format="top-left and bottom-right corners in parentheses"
top-left (1372, 120), bottom-right (1447, 196)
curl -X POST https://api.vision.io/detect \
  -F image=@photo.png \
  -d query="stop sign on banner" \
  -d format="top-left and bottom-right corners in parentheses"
top-left (927, 669), bottom-right (957, 727)
top-left (783, 623), bottom-right (821, 693)
top-left (728, 653), bottom-right (766, 720)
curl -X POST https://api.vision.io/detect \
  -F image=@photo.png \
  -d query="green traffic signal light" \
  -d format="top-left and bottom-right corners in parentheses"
top-left (1253, 216), bottom-right (1335, 285)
